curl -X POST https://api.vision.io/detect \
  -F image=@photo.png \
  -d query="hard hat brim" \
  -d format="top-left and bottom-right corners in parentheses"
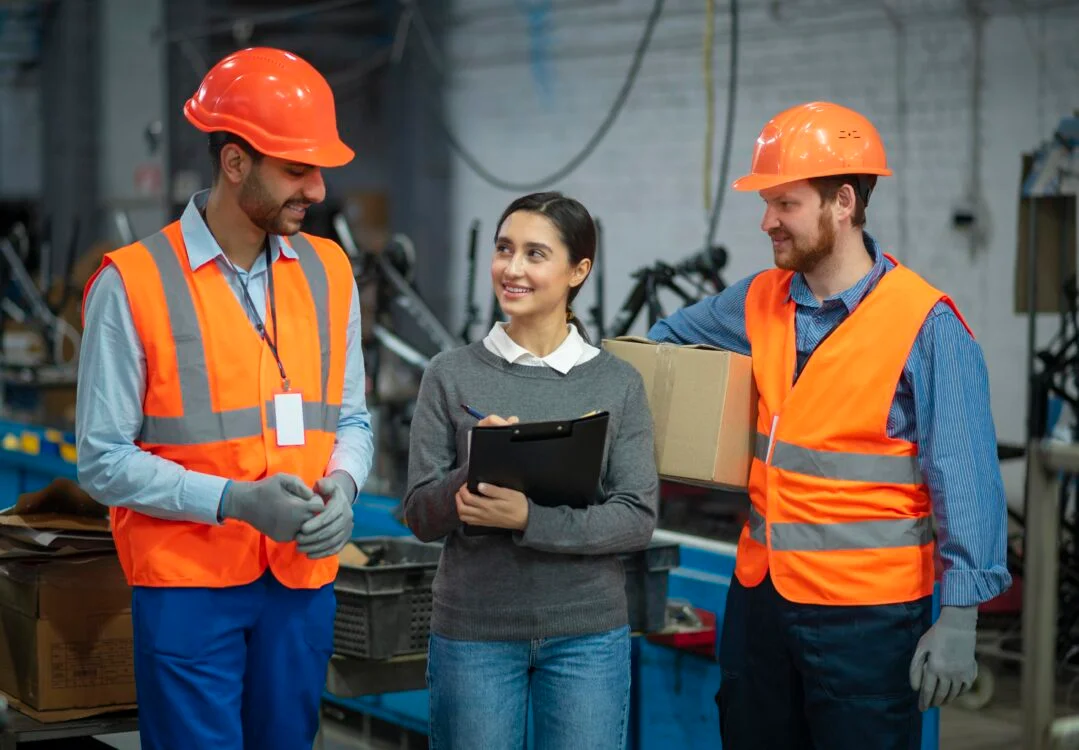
top-left (274, 140), bottom-right (355, 169)
top-left (184, 100), bottom-right (355, 168)
top-left (732, 166), bottom-right (893, 193)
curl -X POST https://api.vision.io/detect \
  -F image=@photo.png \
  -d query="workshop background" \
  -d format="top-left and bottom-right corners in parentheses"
top-left (0, 0), bottom-right (1075, 748)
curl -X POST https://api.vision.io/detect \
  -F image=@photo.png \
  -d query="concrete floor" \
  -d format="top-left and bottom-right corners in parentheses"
top-left (92, 718), bottom-right (390, 750)
top-left (84, 666), bottom-right (1062, 750)
top-left (93, 705), bottom-right (1027, 750)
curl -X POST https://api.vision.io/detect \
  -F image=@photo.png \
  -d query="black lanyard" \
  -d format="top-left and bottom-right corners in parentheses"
top-left (235, 241), bottom-right (289, 391)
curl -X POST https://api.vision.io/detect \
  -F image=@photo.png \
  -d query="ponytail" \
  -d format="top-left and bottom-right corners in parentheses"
top-left (567, 306), bottom-right (593, 345)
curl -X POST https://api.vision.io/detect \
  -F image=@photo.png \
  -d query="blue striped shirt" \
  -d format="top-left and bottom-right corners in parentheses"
top-left (648, 233), bottom-right (1011, 607)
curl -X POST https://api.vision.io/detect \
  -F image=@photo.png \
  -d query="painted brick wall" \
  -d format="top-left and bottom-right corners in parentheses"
top-left (439, 0), bottom-right (1079, 505)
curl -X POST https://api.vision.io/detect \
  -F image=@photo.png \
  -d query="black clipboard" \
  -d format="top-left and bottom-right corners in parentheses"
top-left (464, 411), bottom-right (610, 536)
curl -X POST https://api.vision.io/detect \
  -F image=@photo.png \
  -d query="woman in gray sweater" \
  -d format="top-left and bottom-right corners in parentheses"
top-left (403, 192), bottom-right (659, 749)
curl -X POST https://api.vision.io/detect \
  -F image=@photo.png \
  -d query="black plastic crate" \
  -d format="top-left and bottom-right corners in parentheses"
top-left (620, 541), bottom-right (681, 633)
top-left (333, 536), bottom-right (443, 660)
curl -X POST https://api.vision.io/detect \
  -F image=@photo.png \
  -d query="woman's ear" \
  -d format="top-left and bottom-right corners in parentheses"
top-left (570, 257), bottom-right (592, 288)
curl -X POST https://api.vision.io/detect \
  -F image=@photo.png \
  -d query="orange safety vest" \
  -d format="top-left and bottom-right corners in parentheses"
top-left (82, 221), bottom-right (354, 589)
top-left (739, 256), bottom-right (971, 606)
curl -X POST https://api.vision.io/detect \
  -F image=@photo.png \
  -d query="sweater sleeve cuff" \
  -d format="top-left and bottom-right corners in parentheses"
top-left (518, 501), bottom-right (556, 547)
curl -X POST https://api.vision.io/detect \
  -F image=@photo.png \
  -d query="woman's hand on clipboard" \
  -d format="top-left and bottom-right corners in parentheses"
top-left (456, 481), bottom-right (529, 531)
top-left (476, 414), bottom-right (519, 428)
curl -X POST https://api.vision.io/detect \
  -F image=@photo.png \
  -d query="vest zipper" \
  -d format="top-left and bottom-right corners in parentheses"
top-left (766, 414), bottom-right (779, 465)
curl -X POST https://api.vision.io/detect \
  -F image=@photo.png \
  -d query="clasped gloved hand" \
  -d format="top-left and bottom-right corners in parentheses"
top-left (296, 470), bottom-right (356, 559)
top-left (219, 474), bottom-right (324, 542)
top-left (909, 605), bottom-right (979, 711)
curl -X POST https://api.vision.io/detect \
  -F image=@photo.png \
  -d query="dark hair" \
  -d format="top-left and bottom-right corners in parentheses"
top-left (208, 131), bottom-right (262, 183)
top-left (808, 174), bottom-right (877, 227)
top-left (494, 191), bottom-right (597, 341)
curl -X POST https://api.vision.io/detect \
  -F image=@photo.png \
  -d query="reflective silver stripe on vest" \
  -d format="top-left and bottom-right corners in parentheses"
top-left (748, 431), bottom-right (930, 551)
top-left (769, 516), bottom-right (932, 552)
top-left (748, 505), bottom-right (767, 545)
top-left (139, 232), bottom-right (263, 444)
top-left (754, 432), bottom-right (769, 461)
top-left (138, 231), bottom-right (337, 445)
top-left (265, 401), bottom-right (341, 433)
top-left (288, 234), bottom-right (331, 399)
top-left (753, 432), bottom-right (922, 485)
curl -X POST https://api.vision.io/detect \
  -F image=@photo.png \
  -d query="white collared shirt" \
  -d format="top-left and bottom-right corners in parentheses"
top-left (482, 322), bottom-right (600, 374)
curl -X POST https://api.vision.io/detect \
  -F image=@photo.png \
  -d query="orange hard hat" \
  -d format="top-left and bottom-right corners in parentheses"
top-left (184, 47), bottom-right (353, 168)
top-left (732, 101), bottom-right (891, 192)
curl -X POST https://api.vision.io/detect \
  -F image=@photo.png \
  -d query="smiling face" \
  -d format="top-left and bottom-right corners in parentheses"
top-left (491, 210), bottom-right (591, 324)
top-left (228, 148), bottom-right (326, 236)
top-left (758, 180), bottom-right (839, 274)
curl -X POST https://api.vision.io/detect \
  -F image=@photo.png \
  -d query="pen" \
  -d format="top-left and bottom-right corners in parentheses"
top-left (460, 404), bottom-right (486, 420)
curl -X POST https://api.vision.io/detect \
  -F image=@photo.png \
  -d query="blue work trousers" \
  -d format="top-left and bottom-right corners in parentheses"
top-left (131, 569), bottom-right (335, 750)
top-left (427, 625), bottom-right (632, 749)
top-left (717, 573), bottom-right (931, 750)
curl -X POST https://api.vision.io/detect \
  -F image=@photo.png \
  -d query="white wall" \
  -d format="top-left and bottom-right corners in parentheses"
top-left (441, 0), bottom-right (1079, 507)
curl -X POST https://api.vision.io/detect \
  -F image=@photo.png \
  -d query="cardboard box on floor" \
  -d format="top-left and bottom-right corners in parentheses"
top-left (603, 337), bottom-right (756, 490)
top-left (0, 481), bottom-right (135, 718)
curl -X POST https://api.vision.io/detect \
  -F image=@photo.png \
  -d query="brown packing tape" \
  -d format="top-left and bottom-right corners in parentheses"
top-left (651, 343), bottom-right (678, 469)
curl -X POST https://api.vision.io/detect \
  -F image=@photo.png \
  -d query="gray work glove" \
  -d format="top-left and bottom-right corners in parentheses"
top-left (220, 474), bottom-right (324, 542)
top-left (909, 605), bottom-right (978, 711)
top-left (296, 471), bottom-right (356, 559)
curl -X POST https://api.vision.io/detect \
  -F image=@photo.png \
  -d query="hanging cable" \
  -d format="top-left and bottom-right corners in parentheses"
top-left (704, 0), bottom-right (739, 252)
top-left (404, 0), bottom-right (665, 192)
top-left (703, 0), bottom-right (716, 215)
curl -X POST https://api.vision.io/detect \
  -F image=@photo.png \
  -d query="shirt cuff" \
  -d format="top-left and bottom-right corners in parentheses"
top-left (183, 472), bottom-right (231, 526)
top-left (941, 566), bottom-right (1013, 607)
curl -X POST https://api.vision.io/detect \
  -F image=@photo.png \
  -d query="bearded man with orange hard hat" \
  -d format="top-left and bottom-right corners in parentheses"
top-left (75, 48), bottom-right (373, 748)
top-left (649, 102), bottom-right (1012, 748)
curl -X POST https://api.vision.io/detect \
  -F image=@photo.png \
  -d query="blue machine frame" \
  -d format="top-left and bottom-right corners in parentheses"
top-left (0, 420), bottom-right (939, 749)
top-left (336, 494), bottom-right (941, 749)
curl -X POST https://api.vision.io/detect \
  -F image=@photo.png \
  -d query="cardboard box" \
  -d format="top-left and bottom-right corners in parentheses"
top-left (0, 488), bottom-right (132, 716)
top-left (1014, 153), bottom-right (1077, 314)
top-left (0, 554), bottom-right (134, 712)
top-left (603, 336), bottom-right (756, 489)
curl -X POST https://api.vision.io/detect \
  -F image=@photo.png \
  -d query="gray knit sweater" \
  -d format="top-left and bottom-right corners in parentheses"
top-left (402, 342), bottom-right (659, 640)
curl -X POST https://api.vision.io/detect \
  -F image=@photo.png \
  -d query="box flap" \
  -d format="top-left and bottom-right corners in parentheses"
top-left (0, 689), bottom-right (137, 724)
top-left (0, 512), bottom-right (109, 533)
top-left (0, 555), bottom-right (130, 619)
top-left (605, 335), bottom-right (654, 344)
top-left (14, 478), bottom-right (106, 516)
top-left (0, 478), bottom-right (110, 538)
top-left (603, 336), bottom-right (726, 353)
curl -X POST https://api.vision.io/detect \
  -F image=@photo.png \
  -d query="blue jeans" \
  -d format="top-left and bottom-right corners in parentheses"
top-left (717, 574), bottom-right (931, 750)
top-left (131, 570), bottom-right (335, 750)
top-left (427, 626), bottom-right (631, 750)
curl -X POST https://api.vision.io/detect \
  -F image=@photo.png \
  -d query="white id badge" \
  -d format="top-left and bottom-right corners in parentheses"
top-left (274, 392), bottom-right (305, 446)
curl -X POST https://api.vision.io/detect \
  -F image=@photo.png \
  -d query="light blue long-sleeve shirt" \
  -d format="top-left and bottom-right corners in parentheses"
top-left (75, 190), bottom-right (374, 525)
top-left (648, 233), bottom-right (1012, 607)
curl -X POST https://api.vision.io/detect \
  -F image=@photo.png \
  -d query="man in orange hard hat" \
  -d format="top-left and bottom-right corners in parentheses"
top-left (76, 48), bottom-right (372, 747)
top-left (650, 101), bottom-right (1011, 748)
